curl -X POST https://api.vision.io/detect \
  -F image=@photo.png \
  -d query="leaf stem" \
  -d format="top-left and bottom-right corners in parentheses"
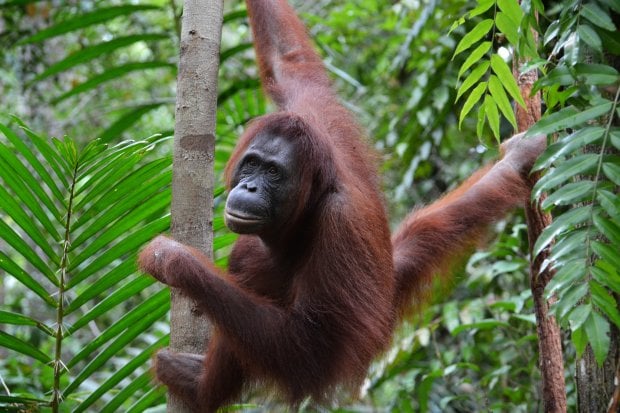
top-left (51, 160), bottom-right (79, 413)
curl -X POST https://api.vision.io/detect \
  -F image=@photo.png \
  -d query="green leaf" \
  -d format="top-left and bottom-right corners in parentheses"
top-left (0, 152), bottom-right (61, 242)
top-left (495, 12), bottom-right (519, 45)
top-left (568, 304), bottom-right (592, 331)
top-left (20, 126), bottom-right (71, 188)
top-left (65, 260), bottom-right (149, 316)
top-left (546, 259), bottom-right (587, 297)
top-left (214, 232), bottom-right (239, 252)
top-left (574, 63), bottom-right (620, 85)
top-left (220, 42), bottom-right (253, 63)
top-left (572, 326), bottom-right (588, 357)
top-left (497, 0), bottom-right (523, 25)
top-left (534, 154), bottom-right (599, 196)
top-left (555, 282), bottom-right (589, 318)
top-left (484, 94), bottom-right (501, 139)
top-left (476, 104), bottom-right (486, 138)
top-left (71, 189), bottom-right (170, 268)
top-left (590, 281), bottom-right (620, 328)
top-left (125, 386), bottom-right (167, 413)
top-left (612, 130), bottom-right (620, 151)
top-left (592, 261), bottom-right (620, 294)
top-left (544, 20), bottom-right (561, 45)
top-left (580, 3), bottom-right (616, 31)
top-left (0, 331), bottom-right (51, 363)
top-left (592, 241), bottom-right (620, 269)
top-left (65, 261), bottom-right (148, 316)
top-left (456, 61), bottom-right (490, 101)
top-left (71, 171), bottom-right (171, 249)
top-left (468, 0), bottom-right (495, 18)
top-left (53, 62), bottom-right (176, 103)
top-left (18, 5), bottom-right (161, 44)
top-left (490, 54), bottom-right (526, 108)
top-left (534, 66), bottom-right (575, 92)
top-left (98, 103), bottom-right (165, 143)
top-left (68, 275), bottom-right (155, 332)
top-left (458, 41), bottom-right (492, 79)
top-left (526, 102), bottom-right (613, 137)
top-left (0, 142), bottom-right (61, 221)
top-left (459, 82), bottom-right (487, 127)
top-left (32, 33), bottom-right (169, 83)
top-left (453, 19), bottom-right (494, 58)
top-left (72, 148), bottom-right (144, 209)
top-left (86, 336), bottom-right (169, 413)
top-left (0, 185), bottom-right (57, 263)
top-left (442, 302), bottom-right (460, 333)
top-left (68, 216), bottom-right (169, 287)
top-left (602, 161), bottom-right (620, 186)
top-left (0, 122), bottom-right (65, 202)
top-left (542, 181), bottom-right (594, 209)
top-left (534, 206), bottom-right (591, 257)
top-left (63, 303), bottom-right (168, 397)
top-left (0, 311), bottom-right (53, 335)
top-left (599, 29), bottom-right (620, 54)
top-left (593, 214), bottom-right (620, 246)
top-left (0, 252), bottom-right (55, 306)
top-left (577, 24), bottom-right (603, 52)
top-left (548, 228), bottom-right (588, 264)
top-left (585, 311), bottom-right (610, 366)
top-left (452, 319), bottom-right (511, 335)
top-left (69, 290), bottom-right (169, 367)
top-left (488, 75), bottom-right (518, 129)
top-left (598, 189), bottom-right (620, 221)
top-left (0, 219), bottom-right (57, 283)
top-left (85, 373), bottom-right (151, 413)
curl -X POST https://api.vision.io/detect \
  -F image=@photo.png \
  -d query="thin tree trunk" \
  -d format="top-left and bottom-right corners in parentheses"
top-left (513, 25), bottom-right (567, 411)
top-left (169, 1), bottom-right (223, 411)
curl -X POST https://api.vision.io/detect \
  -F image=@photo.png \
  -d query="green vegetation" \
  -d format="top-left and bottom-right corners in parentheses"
top-left (0, 0), bottom-right (617, 411)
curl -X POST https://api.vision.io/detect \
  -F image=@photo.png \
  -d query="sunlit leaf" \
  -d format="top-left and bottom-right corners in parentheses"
top-left (496, 12), bottom-right (519, 45)
top-left (484, 94), bottom-right (500, 139)
top-left (456, 61), bottom-right (490, 101)
top-left (458, 42), bottom-right (492, 79)
top-left (490, 54), bottom-right (526, 107)
top-left (497, 0), bottom-right (523, 25)
top-left (459, 82), bottom-right (487, 127)
top-left (453, 19), bottom-right (494, 58)
top-left (488, 75), bottom-right (518, 129)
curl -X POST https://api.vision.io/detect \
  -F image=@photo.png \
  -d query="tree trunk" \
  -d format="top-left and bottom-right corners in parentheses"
top-left (577, 329), bottom-right (619, 412)
top-left (169, 1), bottom-right (223, 411)
top-left (513, 23), bottom-right (567, 410)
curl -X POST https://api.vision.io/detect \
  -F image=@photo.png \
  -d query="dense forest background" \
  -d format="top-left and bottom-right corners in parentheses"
top-left (0, 0), bottom-right (618, 411)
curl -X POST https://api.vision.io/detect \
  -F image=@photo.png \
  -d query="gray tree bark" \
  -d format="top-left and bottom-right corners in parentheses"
top-left (169, 1), bottom-right (223, 411)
